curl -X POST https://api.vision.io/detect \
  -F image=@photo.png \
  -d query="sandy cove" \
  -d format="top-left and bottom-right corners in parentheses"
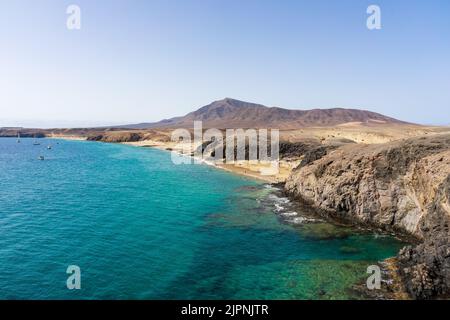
top-left (122, 139), bottom-right (293, 183)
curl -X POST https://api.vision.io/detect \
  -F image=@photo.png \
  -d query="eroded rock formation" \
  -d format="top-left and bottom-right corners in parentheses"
top-left (285, 134), bottom-right (450, 299)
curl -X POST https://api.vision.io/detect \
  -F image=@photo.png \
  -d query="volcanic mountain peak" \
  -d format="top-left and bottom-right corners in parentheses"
top-left (124, 98), bottom-right (410, 129)
top-left (189, 98), bottom-right (269, 115)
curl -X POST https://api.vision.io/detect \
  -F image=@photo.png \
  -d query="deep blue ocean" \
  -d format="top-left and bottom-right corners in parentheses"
top-left (0, 138), bottom-right (406, 299)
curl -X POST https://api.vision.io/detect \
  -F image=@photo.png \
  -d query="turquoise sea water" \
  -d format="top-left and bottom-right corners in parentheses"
top-left (0, 138), bottom-right (406, 299)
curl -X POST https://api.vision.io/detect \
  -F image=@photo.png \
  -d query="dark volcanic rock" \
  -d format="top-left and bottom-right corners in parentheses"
top-left (279, 140), bottom-right (320, 159)
top-left (299, 146), bottom-right (337, 167)
top-left (197, 138), bottom-right (346, 162)
top-left (285, 134), bottom-right (450, 299)
top-left (397, 176), bottom-right (450, 299)
top-left (87, 132), bottom-right (143, 143)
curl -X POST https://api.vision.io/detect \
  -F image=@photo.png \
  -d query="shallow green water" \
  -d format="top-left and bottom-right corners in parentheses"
top-left (0, 138), bottom-right (405, 299)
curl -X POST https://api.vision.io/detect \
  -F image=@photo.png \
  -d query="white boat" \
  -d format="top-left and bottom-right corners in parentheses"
top-left (47, 145), bottom-right (52, 150)
top-left (38, 155), bottom-right (45, 161)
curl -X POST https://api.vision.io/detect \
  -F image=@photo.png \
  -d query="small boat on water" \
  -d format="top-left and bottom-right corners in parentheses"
top-left (33, 135), bottom-right (40, 145)
top-left (47, 145), bottom-right (52, 150)
top-left (38, 156), bottom-right (45, 161)
top-left (17, 132), bottom-right (21, 143)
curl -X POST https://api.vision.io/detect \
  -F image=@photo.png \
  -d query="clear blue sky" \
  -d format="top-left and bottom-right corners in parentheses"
top-left (0, 0), bottom-right (449, 127)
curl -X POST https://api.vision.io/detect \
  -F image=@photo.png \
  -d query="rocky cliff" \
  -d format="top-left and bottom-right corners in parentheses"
top-left (285, 134), bottom-right (450, 299)
top-left (86, 130), bottom-right (171, 143)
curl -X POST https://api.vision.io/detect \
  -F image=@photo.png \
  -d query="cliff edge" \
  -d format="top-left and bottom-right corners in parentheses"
top-left (285, 134), bottom-right (450, 299)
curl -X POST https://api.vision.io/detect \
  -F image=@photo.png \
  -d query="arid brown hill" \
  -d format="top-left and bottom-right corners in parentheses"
top-left (121, 98), bottom-right (410, 129)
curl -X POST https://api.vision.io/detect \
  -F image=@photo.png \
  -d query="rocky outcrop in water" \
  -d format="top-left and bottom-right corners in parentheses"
top-left (285, 134), bottom-right (450, 299)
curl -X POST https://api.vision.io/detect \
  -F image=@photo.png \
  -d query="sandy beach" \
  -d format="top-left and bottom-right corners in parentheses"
top-left (48, 134), bottom-right (87, 141)
top-left (122, 139), bottom-right (291, 183)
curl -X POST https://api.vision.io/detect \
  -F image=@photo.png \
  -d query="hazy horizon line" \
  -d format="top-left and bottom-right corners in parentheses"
top-left (1, 98), bottom-right (448, 129)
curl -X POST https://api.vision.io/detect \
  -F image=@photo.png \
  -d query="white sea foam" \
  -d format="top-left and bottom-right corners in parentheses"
top-left (280, 211), bottom-right (298, 217)
top-left (289, 216), bottom-right (316, 224)
top-left (268, 194), bottom-right (290, 204)
top-left (274, 203), bottom-right (284, 212)
top-left (268, 193), bottom-right (292, 214)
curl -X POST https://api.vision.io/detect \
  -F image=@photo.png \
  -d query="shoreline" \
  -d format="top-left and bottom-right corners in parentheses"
top-left (49, 135), bottom-right (414, 299)
top-left (47, 135), bottom-right (87, 141)
top-left (122, 139), bottom-right (292, 183)
top-left (52, 136), bottom-right (286, 183)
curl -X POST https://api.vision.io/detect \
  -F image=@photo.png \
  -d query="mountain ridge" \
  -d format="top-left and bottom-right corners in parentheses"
top-left (120, 98), bottom-right (411, 129)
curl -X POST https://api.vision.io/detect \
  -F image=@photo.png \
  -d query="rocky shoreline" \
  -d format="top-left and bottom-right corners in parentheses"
top-left (114, 135), bottom-right (444, 299)
top-left (81, 131), bottom-right (450, 299)
top-left (14, 128), bottom-right (449, 299)
top-left (284, 134), bottom-right (450, 299)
